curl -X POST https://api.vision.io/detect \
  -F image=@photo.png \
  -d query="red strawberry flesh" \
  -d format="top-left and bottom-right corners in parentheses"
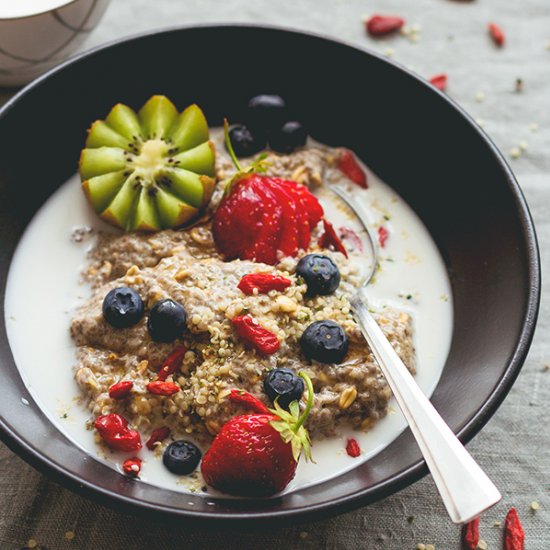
top-left (249, 183), bottom-right (283, 264)
top-left (265, 179), bottom-right (299, 256)
top-left (212, 176), bottom-right (265, 260)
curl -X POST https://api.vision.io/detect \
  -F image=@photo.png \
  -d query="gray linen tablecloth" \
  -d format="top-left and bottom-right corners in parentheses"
top-left (1, 1), bottom-right (548, 548)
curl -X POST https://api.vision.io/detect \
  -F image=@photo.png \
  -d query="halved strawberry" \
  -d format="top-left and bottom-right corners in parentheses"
top-left (243, 181), bottom-right (283, 265)
top-left (285, 180), bottom-right (324, 227)
top-left (265, 179), bottom-right (299, 256)
top-left (212, 121), bottom-right (324, 264)
top-left (212, 175), bottom-right (264, 260)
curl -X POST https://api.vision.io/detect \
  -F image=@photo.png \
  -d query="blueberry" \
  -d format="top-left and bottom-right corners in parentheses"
top-left (300, 320), bottom-right (349, 364)
top-left (102, 287), bottom-right (144, 328)
top-left (163, 440), bottom-right (202, 475)
top-left (263, 368), bottom-right (304, 409)
top-left (296, 254), bottom-right (341, 297)
top-left (269, 121), bottom-right (307, 154)
top-left (247, 94), bottom-right (288, 131)
top-left (227, 124), bottom-right (266, 158)
top-left (147, 299), bottom-right (187, 343)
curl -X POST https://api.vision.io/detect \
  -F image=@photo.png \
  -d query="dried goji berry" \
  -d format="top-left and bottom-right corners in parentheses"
top-left (158, 344), bottom-right (186, 381)
top-left (108, 380), bottom-right (133, 399)
top-left (337, 149), bottom-right (368, 188)
top-left (238, 273), bottom-right (292, 295)
top-left (463, 517), bottom-right (480, 550)
top-left (228, 389), bottom-right (270, 414)
top-left (504, 508), bottom-right (524, 550)
top-left (429, 73), bottom-right (448, 91)
top-left (378, 226), bottom-right (389, 248)
top-left (319, 219), bottom-right (348, 257)
top-left (346, 438), bottom-right (361, 457)
top-left (231, 315), bottom-right (280, 355)
top-left (365, 15), bottom-right (405, 36)
top-left (489, 22), bottom-right (505, 46)
top-left (147, 381), bottom-right (180, 396)
top-left (94, 413), bottom-right (142, 452)
top-left (146, 426), bottom-right (171, 450)
top-left (122, 457), bottom-right (142, 477)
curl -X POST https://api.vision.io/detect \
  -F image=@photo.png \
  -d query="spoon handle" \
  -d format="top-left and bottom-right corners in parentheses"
top-left (350, 290), bottom-right (501, 524)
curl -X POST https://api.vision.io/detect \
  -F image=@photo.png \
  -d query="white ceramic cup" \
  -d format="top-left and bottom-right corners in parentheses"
top-left (0, 0), bottom-right (111, 87)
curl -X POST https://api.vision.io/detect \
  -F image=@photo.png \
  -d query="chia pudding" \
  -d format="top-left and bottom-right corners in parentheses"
top-left (72, 144), bottom-right (415, 447)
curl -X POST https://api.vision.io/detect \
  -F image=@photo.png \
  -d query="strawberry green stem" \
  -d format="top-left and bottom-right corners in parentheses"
top-left (292, 372), bottom-right (314, 433)
top-left (223, 118), bottom-right (242, 172)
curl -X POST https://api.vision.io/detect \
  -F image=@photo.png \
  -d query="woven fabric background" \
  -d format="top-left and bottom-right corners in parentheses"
top-left (1, 0), bottom-right (549, 548)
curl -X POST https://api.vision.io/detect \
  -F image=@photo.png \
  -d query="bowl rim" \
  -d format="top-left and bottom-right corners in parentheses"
top-left (0, 22), bottom-right (541, 523)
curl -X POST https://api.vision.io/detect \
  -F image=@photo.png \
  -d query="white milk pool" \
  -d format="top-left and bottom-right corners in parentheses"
top-left (4, 152), bottom-right (453, 497)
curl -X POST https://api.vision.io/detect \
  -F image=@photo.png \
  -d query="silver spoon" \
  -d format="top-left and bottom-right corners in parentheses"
top-left (327, 183), bottom-right (501, 524)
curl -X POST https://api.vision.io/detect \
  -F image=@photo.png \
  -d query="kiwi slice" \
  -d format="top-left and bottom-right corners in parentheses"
top-left (79, 95), bottom-right (216, 231)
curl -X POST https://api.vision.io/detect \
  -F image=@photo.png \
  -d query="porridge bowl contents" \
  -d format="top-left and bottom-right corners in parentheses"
top-left (0, 25), bottom-right (539, 522)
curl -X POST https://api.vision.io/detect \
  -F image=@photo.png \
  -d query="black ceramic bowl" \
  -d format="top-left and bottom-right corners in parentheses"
top-left (0, 25), bottom-right (540, 524)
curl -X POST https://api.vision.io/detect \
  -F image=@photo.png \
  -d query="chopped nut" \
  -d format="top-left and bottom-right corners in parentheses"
top-left (126, 265), bottom-right (140, 276)
top-left (175, 269), bottom-right (190, 282)
top-left (218, 388), bottom-right (232, 401)
top-left (291, 165), bottom-right (308, 184)
top-left (339, 386), bottom-right (358, 409)
top-left (137, 360), bottom-right (149, 374)
top-left (190, 226), bottom-right (213, 246)
top-left (275, 295), bottom-right (298, 313)
top-left (530, 500), bottom-right (540, 511)
top-left (206, 420), bottom-right (220, 435)
top-left (477, 539), bottom-right (487, 550)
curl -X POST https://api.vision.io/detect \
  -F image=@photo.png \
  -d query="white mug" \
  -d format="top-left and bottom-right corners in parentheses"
top-left (0, 0), bottom-right (111, 87)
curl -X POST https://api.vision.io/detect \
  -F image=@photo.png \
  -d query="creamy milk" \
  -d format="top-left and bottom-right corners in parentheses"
top-left (4, 152), bottom-right (453, 497)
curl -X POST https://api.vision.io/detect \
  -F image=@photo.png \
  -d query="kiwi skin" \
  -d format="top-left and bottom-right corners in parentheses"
top-left (79, 96), bottom-right (216, 232)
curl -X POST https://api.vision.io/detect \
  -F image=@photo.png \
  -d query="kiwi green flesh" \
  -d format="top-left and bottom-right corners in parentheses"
top-left (100, 176), bottom-right (139, 229)
top-left (154, 186), bottom-right (198, 228)
top-left (159, 167), bottom-right (205, 208)
top-left (83, 170), bottom-right (126, 212)
top-left (80, 147), bottom-right (127, 180)
top-left (131, 187), bottom-right (161, 231)
top-left (86, 121), bottom-right (130, 150)
top-left (81, 97), bottom-right (215, 231)
top-left (172, 141), bottom-right (215, 177)
top-left (169, 104), bottom-right (209, 150)
top-left (105, 103), bottom-right (142, 141)
top-left (138, 95), bottom-right (178, 140)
